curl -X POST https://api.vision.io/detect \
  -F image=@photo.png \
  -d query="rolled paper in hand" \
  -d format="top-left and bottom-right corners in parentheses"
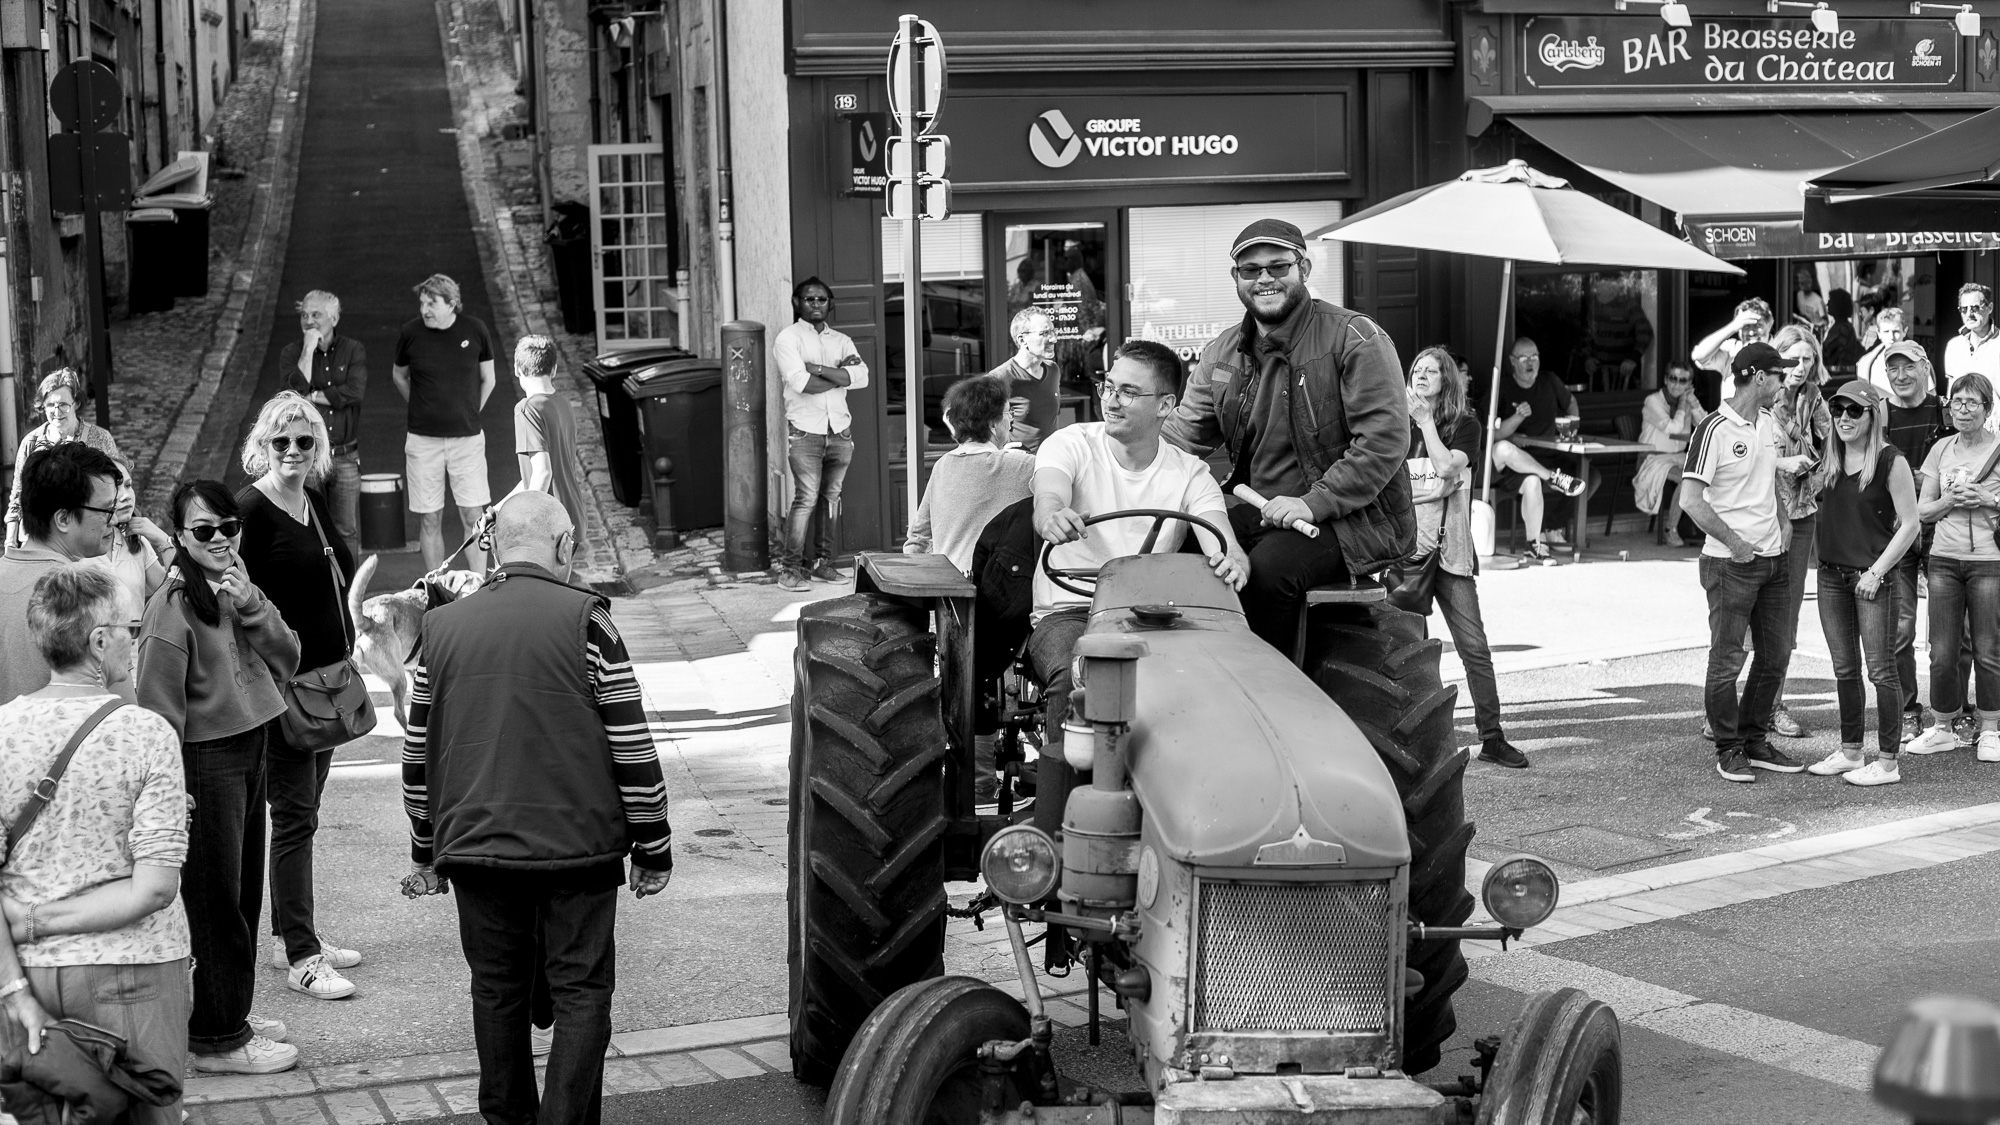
top-left (1231, 484), bottom-right (1319, 538)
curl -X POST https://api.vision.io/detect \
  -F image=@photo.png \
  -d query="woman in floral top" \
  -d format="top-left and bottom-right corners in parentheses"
top-left (1766, 324), bottom-right (1833, 743)
top-left (0, 565), bottom-right (188, 1125)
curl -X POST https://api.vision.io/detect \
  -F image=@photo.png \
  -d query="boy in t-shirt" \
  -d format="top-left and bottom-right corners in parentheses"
top-left (904, 375), bottom-right (1036, 576)
top-left (502, 336), bottom-right (587, 541)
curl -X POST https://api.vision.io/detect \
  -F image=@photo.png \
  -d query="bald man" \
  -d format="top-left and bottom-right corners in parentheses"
top-left (401, 491), bottom-right (672, 1125)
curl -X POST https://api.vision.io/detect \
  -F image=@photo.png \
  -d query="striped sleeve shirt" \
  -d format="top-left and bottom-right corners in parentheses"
top-left (403, 604), bottom-right (673, 871)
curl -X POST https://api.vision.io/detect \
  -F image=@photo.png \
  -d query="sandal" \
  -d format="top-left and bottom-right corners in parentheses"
top-left (1525, 541), bottom-right (1555, 563)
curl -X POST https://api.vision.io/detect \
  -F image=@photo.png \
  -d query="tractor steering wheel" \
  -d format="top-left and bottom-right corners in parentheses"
top-left (1039, 509), bottom-right (1229, 599)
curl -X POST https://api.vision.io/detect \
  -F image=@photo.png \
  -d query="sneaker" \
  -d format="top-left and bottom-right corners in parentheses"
top-left (808, 562), bottom-right (850, 583)
top-left (1745, 743), bottom-right (1804, 773)
top-left (1901, 711), bottom-right (1924, 745)
top-left (531, 1023), bottom-right (554, 1059)
top-left (1665, 530), bottom-right (1686, 548)
top-left (775, 567), bottom-right (811, 592)
top-left (1716, 748), bottom-right (1757, 783)
top-left (287, 955), bottom-right (356, 1000)
top-left (271, 935), bottom-right (362, 971)
top-left (1980, 731), bottom-right (2000, 763)
top-left (1545, 526), bottom-right (1570, 546)
top-left (191, 1035), bottom-right (299, 1075)
top-left (1807, 746), bottom-right (1866, 776)
top-left (1844, 759), bottom-right (1902, 787)
top-left (1476, 737), bottom-right (1531, 769)
top-left (245, 1015), bottom-right (288, 1044)
top-left (1905, 726), bottom-right (1961, 755)
top-left (1525, 541), bottom-right (1555, 563)
top-left (1954, 714), bottom-right (1979, 748)
top-left (1547, 470), bottom-right (1586, 497)
top-left (1767, 705), bottom-right (1806, 739)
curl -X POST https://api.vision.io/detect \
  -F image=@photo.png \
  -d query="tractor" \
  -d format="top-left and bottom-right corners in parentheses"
top-left (787, 509), bottom-right (1621, 1123)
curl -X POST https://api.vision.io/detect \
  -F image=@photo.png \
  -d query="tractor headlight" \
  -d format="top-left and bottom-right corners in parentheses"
top-left (1481, 855), bottom-right (1560, 930)
top-left (981, 825), bottom-right (1060, 905)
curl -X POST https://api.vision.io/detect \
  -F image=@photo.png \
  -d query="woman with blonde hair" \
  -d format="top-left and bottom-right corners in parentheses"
top-left (5, 369), bottom-right (122, 548)
top-left (1762, 323), bottom-right (1832, 746)
top-left (232, 392), bottom-right (364, 998)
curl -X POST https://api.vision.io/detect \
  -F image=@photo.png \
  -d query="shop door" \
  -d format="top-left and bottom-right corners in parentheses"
top-left (588, 144), bottom-right (677, 349)
top-left (987, 212), bottom-right (1121, 433)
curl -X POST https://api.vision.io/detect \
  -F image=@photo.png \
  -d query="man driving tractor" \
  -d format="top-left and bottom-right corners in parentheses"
top-left (1164, 218), bottom-right (1414, 649)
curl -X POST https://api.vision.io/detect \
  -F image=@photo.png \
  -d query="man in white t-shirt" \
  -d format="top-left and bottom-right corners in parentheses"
top-left (1690, 297), bottom-right (1775, 411)
top-left (1027, 339), bottom-right (1248, 834)
top-left (1945, 283), bottom-right (2000, 383)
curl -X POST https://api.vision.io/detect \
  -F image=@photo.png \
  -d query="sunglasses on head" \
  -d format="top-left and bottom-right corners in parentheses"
top-left (269, 434), bottom-right (316, 454)
top-left (1830, 402), bottom-right (1872, 419)
top-left (185, 520), bottom-right (243, 542)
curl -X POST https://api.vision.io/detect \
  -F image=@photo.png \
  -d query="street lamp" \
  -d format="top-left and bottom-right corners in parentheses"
top-left (1768, 0), bottom-right (1841, 33)
top-left (1910, 2), bottom-right (1982, 36)
top-left (1615, 0), bottom-right (1693, 26)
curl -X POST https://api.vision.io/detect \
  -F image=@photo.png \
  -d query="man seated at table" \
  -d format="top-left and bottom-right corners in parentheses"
top-left (1489, 336), bottom-right (1589, 563)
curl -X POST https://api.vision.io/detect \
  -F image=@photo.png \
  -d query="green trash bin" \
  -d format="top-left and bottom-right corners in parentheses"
top-left (582, 344), bottom-right (690, 506)
top-left (622, 358), bottom-right (723, 548)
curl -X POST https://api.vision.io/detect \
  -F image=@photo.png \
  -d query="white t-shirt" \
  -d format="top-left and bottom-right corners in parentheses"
top-left (86, 537), bottom-right (156, 609)
top-left (1033, 423), bottom-right (1226, 615)
top-left (1945, 330), bottom-right (2000, 382)
top-left (1683, 403), bottom-right (1785, 559)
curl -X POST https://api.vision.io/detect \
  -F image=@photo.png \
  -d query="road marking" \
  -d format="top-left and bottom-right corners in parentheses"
top-left (1470, 950), bottom-right (1875, 1091)
top-left (1662, 807), bottom-right (1728, 840)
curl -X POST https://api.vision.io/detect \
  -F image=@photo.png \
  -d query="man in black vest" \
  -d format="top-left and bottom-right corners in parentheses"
top-left (401, 491), bottom-right (672, 1125)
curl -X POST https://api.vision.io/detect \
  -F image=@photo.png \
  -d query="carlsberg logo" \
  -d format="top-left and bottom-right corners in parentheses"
top-left (1539, 34), bottom-right (1607, 71)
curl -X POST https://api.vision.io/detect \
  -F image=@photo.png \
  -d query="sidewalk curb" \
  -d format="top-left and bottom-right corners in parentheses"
top-left (140, 0), bottom-right (314, 511)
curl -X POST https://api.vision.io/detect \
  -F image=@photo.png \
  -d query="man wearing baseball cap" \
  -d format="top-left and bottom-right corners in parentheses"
top-left (1163, 218), bottom-right (1413, 650)
top-left (1680, 342), bottom-right (1801, 783)
top-left (1880, 338), bottom-right (1954, 742)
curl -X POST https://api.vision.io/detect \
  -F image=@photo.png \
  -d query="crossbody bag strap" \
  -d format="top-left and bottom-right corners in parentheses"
top-left (6, 699), bottom-right (122, 865)
top-left (302, 500), bottom-right (355, 652)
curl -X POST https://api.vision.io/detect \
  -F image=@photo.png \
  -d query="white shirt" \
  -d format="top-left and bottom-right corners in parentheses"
top-left (1683, 403), bottom-right (1785, 559)
top-left (773, 318), bottom-right (869, 434)
top-left (1033, 423), bottom-right (1226, 615)
top-left (1944, 328), bottom-right (2000, 382)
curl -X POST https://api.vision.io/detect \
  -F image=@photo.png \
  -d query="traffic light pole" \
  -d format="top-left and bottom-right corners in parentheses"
top-left (898, 13), bottom-right (924, 531)
top-left (73, 63), bottom-right (111, 429)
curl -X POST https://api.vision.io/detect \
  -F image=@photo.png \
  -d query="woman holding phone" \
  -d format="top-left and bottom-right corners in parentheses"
top-left (1763, 324), bottom-right (1832, 745)
top-left (135, 480), bottom-right (301, 1075)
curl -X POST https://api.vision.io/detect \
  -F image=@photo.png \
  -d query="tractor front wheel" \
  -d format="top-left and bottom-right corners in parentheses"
top-left (824, 977), bottom-right (1037, 1125)
top-left (1476, 988), bottom-right (1623, 1125)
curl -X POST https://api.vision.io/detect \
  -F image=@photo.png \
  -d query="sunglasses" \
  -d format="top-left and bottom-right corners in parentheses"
top-left (1830, 402), bottom-right (1872, 419)
top-left (1232, 261), bottom-right (1299, 281)
top-left (269, 434), bottom-right (316, 454)
top-left (184, 520), bottom-right (243, 542)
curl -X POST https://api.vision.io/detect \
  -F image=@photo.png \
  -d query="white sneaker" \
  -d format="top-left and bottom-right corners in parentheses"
top-left (272, 935), bottom-right (364, 970)
top-left (1807, 747), bottom-right (1866, 776)
top-left (531, 1023), bottom-right (553, 1058)
top-left (245, 1014), bottom-right (288, 1043)
top-left (1981, 731), bottom-right (2000, 763)
top-left (1904, 726), bottom-right (1960, 755)
top-left (191, 1035), bottom-right (299, 1074)
top-left (1844, 759), bottom-right (1902, 787)
top-left (287, 954), bottom-right (357, 1000)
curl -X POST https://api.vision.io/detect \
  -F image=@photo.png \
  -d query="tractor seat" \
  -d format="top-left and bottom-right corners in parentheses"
top-left (1291, 577), bottom-right (1387, 667)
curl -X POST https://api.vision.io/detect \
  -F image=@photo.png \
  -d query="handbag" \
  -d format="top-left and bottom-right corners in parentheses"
top-left (277, 501), bottom-right (376, 752)
top-left (1384, 549), bottom-right (1442, 617)
top-left (4, 700), bottom-right (121, 865)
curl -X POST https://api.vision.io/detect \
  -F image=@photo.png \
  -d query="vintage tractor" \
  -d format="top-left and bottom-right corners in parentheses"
top-left (788, 510), bottom-right (1621, 1123)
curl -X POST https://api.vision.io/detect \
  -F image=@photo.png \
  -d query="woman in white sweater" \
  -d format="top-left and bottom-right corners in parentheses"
top-left (903, 375), bottom-right (1036, 576)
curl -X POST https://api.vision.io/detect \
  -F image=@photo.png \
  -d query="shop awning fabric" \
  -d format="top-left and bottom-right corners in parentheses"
top-left (1509, 110), bottom-right (1980, 260)
top-left (1804, 106), bottom-right (2000, 234)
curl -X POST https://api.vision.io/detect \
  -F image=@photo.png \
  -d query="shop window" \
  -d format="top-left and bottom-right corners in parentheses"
top-left (1515, 269), bottom-right (1659, 394)
top-left (1129, 202), bottom-right (1345, 362)
top-left (882, 213), bottom-right (985, 447)
top-left (1003, 221), bottom-right (1108, 429)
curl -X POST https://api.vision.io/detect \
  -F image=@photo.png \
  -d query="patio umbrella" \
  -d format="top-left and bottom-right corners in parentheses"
top-left (1309, 160), bottom-right (1743, 552)
top-left (1804, 105), bottom-right (2000, 233)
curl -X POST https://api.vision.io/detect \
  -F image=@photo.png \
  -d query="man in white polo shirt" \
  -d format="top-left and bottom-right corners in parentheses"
top-left (1680, 342), bottom-right (1808, 784)
top-left (1945, 283), bottom-right (2000, 383)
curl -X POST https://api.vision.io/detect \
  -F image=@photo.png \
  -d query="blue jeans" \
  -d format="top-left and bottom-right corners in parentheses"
top-left (1435, 570), bottom-right (1503, 742)
top-left (183, 722), bottom-right (269, 1054)
top-left (1892, 552), bottom-right (1924, 717)
top-left (780, 426), bottom-right (854, 569)
top-left (1817, 564), bottom-right (1901, 754)
top-left (1925, 555), bottom-right (2000, 717)
top-left (1700, 553), bottom-right (1793, 756)
top-left (1027, 608), bottom-right (1090, 842)
top-left (1775, 514), bottom-right (1816, 701)
top-left (328, 446), bottom-right (362, 562)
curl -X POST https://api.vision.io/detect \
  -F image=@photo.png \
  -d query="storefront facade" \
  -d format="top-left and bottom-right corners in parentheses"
top-left (785, 0), bottom-right (1463, 551)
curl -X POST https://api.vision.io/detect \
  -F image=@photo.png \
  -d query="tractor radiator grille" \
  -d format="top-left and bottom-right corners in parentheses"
top-left (1193, 879), bottom-right (1394, 1033)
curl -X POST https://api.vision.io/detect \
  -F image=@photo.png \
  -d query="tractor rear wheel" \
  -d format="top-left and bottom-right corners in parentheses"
top-left (1475, 988), bottom-right (1622, 1125)
top-left (825, 976), bottom-right (1037, 1125)
top-left (1308, 602), bottom-right (1473, 1076)
top-left (788, 594), bottom-right (949, 1085)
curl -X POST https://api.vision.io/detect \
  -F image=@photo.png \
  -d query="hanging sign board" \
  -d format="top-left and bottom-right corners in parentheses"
top-left (1521, 16), bottom-right (1963, 91)
top-left (1686, 217), bottom-right (2000, 259)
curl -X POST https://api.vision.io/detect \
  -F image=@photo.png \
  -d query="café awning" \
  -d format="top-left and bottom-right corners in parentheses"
top-left (1507, 110), bottom-right (1979, 259)
top-left (1804, 105), bottom-right (2000, 234)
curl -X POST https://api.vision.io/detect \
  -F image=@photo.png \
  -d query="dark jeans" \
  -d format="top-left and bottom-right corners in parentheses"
top-left (329, 445), bottom-right (362, 563)
top-left (183, 722), bottom-right (270, 1054)
top-left (779, 426), bottom-right (854, 569)
top-left (1926, 555), bottom-right (2000, 717)
top-left (1226, 505), bottom-right (1350, 652)
top-left (1435, 570), bottom-right (1504, 742)
top-left (267, 739), bottom-right (333, 965)
top-left (1700, 554), bottom-right (1793, 756)
top-left (1892, 552), bottom-right (1923, 717)
top-left (1026, 608), bottom-right (1090, 842)
top-left (454, 881), bottom-right (617, 1125)
top-left (1817, 564), bottom-right (1901, 754)
top-left (1775, 515), bottom-right (1816, 702)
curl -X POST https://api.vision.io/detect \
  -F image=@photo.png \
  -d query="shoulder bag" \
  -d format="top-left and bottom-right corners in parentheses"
top-left (277, 501), bottom-right (377, 752)
top-left (5, 699), bottom-right (121, 865)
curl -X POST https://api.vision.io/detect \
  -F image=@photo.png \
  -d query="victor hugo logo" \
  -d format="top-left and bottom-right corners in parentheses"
top-left (1539, 33), bottom-right (1607, 72)
top-left (1912, 38), bottom-right (1945, 67)
top-left (1029, 109), bottom-right (1082, 169)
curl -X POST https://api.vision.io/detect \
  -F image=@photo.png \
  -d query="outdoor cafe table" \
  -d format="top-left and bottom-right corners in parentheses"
top-left (1513, 434), bottom-right (1655, 562)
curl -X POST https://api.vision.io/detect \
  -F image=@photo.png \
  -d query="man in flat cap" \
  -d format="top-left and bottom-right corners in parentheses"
top-left (1163, 218), bottom-right (1414, 649)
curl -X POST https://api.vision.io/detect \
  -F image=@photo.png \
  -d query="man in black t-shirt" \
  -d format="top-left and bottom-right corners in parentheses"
top-left (1882, 340), bottom-right (1955, 739)
top-left (1489, 338), bottom-right (1588, 562)
top-left (393, 274), bottom-right (497, 570)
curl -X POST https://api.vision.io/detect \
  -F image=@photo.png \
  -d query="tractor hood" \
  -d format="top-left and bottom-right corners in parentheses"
top-left (1106, 609), bottom-right (1410, 871)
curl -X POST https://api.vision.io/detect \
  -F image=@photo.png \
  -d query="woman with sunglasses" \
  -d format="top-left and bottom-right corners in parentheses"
top-left (1804, 382), bottom-right (1920, 786)
top-left (4, 369), bottom-right (123, 550)
top-left (1907, 373), bottom-right (2000, 762)
top-left (1762, 325), bottom-right (1832, 745)
top-left (1634, 361), bottom-right (1708, 547)
top-left (136, 480), bottom-right (301, 1076)
top-left (234, 392), bottom-right (364, 1001)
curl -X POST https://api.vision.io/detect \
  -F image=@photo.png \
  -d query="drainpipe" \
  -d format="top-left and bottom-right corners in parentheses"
top-left (186, 0), bottom-right (199, 135)
top-left (0, 234), bottom-right (19, 499)
top-left (711, 0), bottom-right (735, 326)
top-left (152, 0), bottom-right (168, 166)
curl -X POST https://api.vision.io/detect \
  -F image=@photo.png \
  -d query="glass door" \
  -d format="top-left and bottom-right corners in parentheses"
top-left (990, 212), bottom-right (1122, 434)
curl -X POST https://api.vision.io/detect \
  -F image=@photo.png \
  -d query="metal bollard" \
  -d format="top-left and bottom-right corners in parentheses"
top-left (721, 321), bottom-right (768, 573)
top-left (1873, 995), bottom-right (2000, 1124)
